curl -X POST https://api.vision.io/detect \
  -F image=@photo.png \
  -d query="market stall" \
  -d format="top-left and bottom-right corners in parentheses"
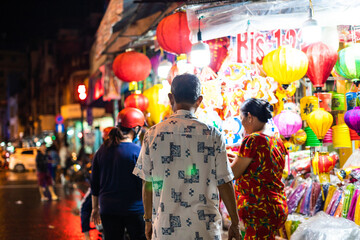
top-left (96, 1), bottom-right (360, 239)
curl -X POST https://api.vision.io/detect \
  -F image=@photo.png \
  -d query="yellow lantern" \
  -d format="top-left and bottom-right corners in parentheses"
top-left (307, 108), bottom-right (333, 140)
top-left (263, 46), bottom-right (308, 89)
top-left (143, 84), bottom-right (171, 126)
top-left (300, 96), bottom-right (319, 120)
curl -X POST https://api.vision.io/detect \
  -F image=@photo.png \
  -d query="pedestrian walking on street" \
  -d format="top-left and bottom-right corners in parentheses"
top-left (91, 108), bottom-right (146, 240)
top-left (228, 98), bottom-right (288, 239)
top-left (81, 127), bottom-right (113, 240)
top-left (59, 141), bottom-right (71, 185)
top-left (36, 143), bottom-right (58, 201)
top-left (133, 73), bottom-right (241, 240)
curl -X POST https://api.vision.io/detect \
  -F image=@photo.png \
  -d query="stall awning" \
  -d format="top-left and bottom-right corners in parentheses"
top-left (186, 0), bottom-right (360, 42)
top-left (90, 0), bottom-right (181, 74)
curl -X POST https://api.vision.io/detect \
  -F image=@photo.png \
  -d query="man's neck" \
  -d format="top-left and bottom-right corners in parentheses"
top-left (173, 104), bottom-right (197, 113)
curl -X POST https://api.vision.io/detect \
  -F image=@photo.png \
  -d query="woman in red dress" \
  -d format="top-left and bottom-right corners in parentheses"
top-left (229, 98), bottom-right (288, 239)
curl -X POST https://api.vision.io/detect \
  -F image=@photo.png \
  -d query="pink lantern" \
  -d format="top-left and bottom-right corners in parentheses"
top-left (273, 110), bottom-right (302, 140)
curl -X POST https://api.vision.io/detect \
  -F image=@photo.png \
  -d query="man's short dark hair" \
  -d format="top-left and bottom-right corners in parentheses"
top-left (171, 73), bottom-right (201, 104)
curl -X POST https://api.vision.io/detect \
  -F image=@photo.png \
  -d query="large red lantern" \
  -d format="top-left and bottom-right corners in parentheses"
top-left (303, 42), bottom-right (338, 91)
top-left (124, 93), bottom-right (149, 112)
top-left (112, 51), bottom-right (151, 82)
top-left (156, 12), bottom-right (192, 55)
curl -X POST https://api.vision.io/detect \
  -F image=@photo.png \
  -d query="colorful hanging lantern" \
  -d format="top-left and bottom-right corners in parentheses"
top-left (124, 93), bottom-right (149, 112)
top-left (312, 151), bottom-right (337, 197)
top-left (156, 12), bottom-right (192, 55)
top-left (330, 92), bottom-right (345, 111)
top-left (303, 42), bottom-right (338, 91)
top-left (307, 108), bottom-right (333, 141)
top-left (346, 92), bottom-right (357, 111)
top-left (345, 106), bottom-right (360, 136)
top-left (273, 110), bottom-right (302, 140)
top-left (263, 46), bottom-right (308, 89)
top-left (314, 92), bottom-right (332, 112)
top-left (300, 96), bottom-right (319, 120)
top-left (112, 51), bottom-right (151, 82)
top-left (334, 43), bottom-right (360, 86)
top-left (143, 84), bottom-right (171, 126)
top-left (291, 129), bottom-right (307, 145)
top-left (332, 124), bottom-right (352, 148)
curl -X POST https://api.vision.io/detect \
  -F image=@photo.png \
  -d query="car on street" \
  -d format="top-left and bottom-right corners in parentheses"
top-left (9, 147), bottom-right (39, 172)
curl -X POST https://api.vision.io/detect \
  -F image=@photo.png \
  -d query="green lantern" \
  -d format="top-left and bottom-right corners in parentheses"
top-left (334, 43), bottom-right (360, 86)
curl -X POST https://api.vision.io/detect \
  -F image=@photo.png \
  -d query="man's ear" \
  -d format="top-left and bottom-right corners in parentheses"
top-left (168, 93), bottom-right (175, 105)
top-left (195, 95), bottom-right (203, 108)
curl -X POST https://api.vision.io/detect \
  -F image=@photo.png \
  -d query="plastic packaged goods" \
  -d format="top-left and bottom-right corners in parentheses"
top-left (323, 185), bottom-right (337, 212)
top-left (343, 149), bottom-right (360, 169)
top-left (347, 189), bottom-right (360, 221)
top-left (291, 211), bottom-right (360, 240)
top-left (342, 184), bottom-right (355, 218)
top-left (287, 182), bottom-right (307, 214)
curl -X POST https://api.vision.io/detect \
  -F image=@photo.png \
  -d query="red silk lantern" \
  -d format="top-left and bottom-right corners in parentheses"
top-left (303, 42), bottom-right (338, 90)
top-left (112, 51), bottom-right (151, 82)
top-left (318, 153), bottom-right (337, 173)
top-left (124, 93), bottom-right (149, 112)
top-left (156, 12), bottom-right (192, 55)
top-left (204, 37), bottom-right (230, 73)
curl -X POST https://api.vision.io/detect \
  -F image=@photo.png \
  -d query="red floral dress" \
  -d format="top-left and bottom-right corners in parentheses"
top-left (235, 133), bottom-right (288, 240)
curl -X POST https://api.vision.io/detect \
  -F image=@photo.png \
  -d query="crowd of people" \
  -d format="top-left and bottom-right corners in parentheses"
top-left (84, 73), bottom-right (288, 240)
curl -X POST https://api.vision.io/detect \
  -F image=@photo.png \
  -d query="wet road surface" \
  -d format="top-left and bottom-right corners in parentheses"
top-left (0, 170), bottom-right (101, 240)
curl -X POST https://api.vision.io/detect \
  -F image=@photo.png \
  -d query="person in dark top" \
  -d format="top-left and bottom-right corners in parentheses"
top-left (36, 143), bottom-right (58, 201)
top-left (91, 108), bottom-right (146, 240)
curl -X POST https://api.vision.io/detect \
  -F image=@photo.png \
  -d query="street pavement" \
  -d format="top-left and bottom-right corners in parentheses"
top-left (0, 170), bottom-right (101, 240)
top-left (0, 170), bottom-right (230, 240)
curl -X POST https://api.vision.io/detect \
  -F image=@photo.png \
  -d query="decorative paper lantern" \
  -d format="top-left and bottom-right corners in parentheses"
top-left (263, 46), bottom-right (308, 89)
top-left (334, 43), bottom-right (360, 86)
top-left (303, 42), bottom-right (338, 90)
top-left (300, 96), bottom-right (319, 120)
top-left (112, 51), bottom-right (151, 82)
top-left (273, 110), bottom-right (302, 139)
top-left (314, 92), bottom-right (332, 112)
top-left (321, 26), bottom-right (340, 51)
top-left (307, 108), bottom-right (333, 141)
top-left (291, 129), bottom-right (307, 145)
top-left (332, 124), bottom-right (351, 148)
top-left (143, 84), bottom-right (171, 126)
top-left (204, 37), bottom-right (230, 73)
top-left (124, 93), bottom-right (149, 112)
top-left (323, 128), bottom-right (333, 145)
top-left (346, 92), bottom-right (357, 111)
top-left (313, 152), bottom-right (337, 174)
top-left (349, 128), bottom-right (360, 141)
top-left (304, 127), bottom-right (322, 147)
top-left (345, 106), bottom-right (360, 135)
top-left (330, 92), bottom-right (345, 111)
top-left (156, 12), bottom-right (192, 55)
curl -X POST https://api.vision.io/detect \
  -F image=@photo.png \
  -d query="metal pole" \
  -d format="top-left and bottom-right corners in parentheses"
top-left (80, 104), bottom-right (85, 147)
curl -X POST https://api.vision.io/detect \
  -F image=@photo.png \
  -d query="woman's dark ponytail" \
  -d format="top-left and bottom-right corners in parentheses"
top-left (106, 126), bottom-right (132, 147)
top-left (241, 98), bottom-right (273, 123)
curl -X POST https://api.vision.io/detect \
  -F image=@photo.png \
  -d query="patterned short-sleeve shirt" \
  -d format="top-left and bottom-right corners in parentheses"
top-left (133, 110), bottom-right (234, 240)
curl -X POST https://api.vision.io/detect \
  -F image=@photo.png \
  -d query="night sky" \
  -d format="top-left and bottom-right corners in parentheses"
top-left (0, 0), bottom-right (105, 51)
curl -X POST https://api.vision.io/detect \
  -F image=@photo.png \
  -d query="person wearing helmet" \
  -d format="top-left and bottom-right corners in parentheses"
top-left (91, 108), bottom-right (146, 240)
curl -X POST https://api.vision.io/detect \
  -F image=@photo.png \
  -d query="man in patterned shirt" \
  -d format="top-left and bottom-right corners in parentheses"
top-left (133, 73), bottom-right (241, 240)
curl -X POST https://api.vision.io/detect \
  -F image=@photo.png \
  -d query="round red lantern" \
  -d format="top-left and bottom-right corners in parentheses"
top-left (318, 153), bottom-right (337, 173)
top-left (156, 12), bottom-right (192, 55)
top-left (112, 51), bottom-right (151, 82)
top-left (124, 93), bottom-right (149, 112)
top-left (303, 42), bottom-right (338, 91)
